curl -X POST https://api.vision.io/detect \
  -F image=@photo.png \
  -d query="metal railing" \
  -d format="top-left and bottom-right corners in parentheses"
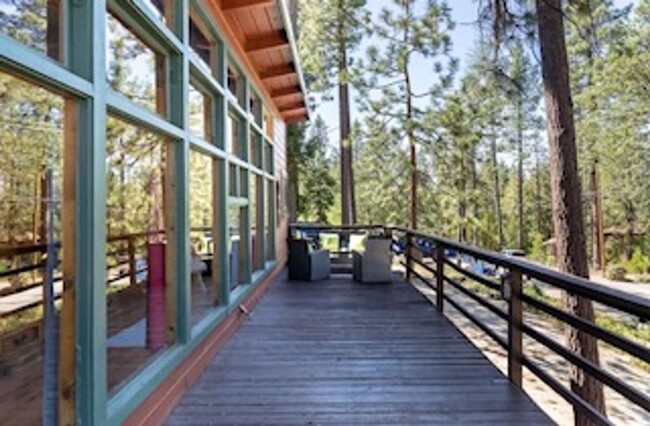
top-left (289, 223), bottom-right (650, 426)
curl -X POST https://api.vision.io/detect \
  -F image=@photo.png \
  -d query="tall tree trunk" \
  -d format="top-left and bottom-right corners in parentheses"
top-left (536, 1), bottom-right (607, 423)
top-left (516, 98), bottom-right (525, 250)
top-left (406, 85), bottom-right (417, 230)
top-left (402, 0), bottom-right (416, 230)
top-left (471, 150), bottom-right (479, 245)
top-left (337, 0), bottom-right (355, 225)
top-left (491, 134), bottom-right (504, 249)
top-left (534, 141), bottom-right (543, 235)
top-left (458, 144), bottom-right (467, 242)
top-left (287, 171), bottom-right (299, 223)
top-left (590, 162), bottom-right (604, 271)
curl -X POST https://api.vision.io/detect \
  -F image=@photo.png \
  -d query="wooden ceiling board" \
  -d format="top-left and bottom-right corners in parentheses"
top-left (215, 0), bottom-right (308, 122)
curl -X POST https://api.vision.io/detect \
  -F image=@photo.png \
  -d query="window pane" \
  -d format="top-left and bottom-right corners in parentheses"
top-left (142, 0), bottom-right (171, 28)
top-left (0, 72), bottom-right (66, 424)
top-left (106, 12), bottom-right (162, 114)
top-left (189, 84), bottom-right (210, 141)
top-left (263, 109), bottom-right (274, 140)
top-left (189, 150), bottom-right (217, 324)
top-left (0, 0), bottom-right (63, 61)
top-left (228, 204), bottom-right (246, 290)
top-left (189, 16), bottom-right (211, 67)
top-left (105, 116), bottom-right (173, 394)
top-left (227, 62), bottom-right (245, 107)
top-left (266, 180), bottom-right (274, 261)
top-left (249, 93), bottom-right (262, 125)
top-left (227, 113), bottom-right (246, 159)
top-left (265, 142), bottom-right (274, 174)
top-left (228, 164), bottom-right (237, 197)
top-left (250, 132), bottom-right (262, 169)
top-left (250, 175), bottom-right (263, 273)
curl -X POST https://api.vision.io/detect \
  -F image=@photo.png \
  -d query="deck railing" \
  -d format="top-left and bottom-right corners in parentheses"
top-left (289, 223), bottom-right (650, 426)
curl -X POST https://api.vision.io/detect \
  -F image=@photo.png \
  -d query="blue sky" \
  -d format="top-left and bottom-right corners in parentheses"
top-left (313, 0), bottom-right (638, 146)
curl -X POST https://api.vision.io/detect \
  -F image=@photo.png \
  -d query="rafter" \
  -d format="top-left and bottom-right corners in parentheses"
top-left (279, 102), bottom-right (306, 113)
top-left (246, 31), bottom-right (288, 54)
top-left (221, 0), bottom-right (274, 13)
top-left (271, 85), bottom-right (302, 101)
top-left (260, 63), bottom-right (296, 80)
top-left (284, 111), bottom-right (308, 123)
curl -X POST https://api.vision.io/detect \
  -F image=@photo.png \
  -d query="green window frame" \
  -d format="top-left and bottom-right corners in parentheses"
top-left (0, 0), bottom-right (280, 424)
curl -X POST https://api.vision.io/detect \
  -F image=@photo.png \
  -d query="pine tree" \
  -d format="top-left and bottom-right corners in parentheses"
top-left (297, 0), bottom-right (366, 224)
top-left (535, 0), bottom-right (607, 421)
top-left (358, 0), bottom-right (455, 229)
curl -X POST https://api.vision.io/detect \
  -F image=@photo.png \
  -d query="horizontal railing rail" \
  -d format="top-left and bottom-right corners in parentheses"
top-left (289, 223), bottom-right (650, 426)
top-left (0, 229), bottom-right (175, 319)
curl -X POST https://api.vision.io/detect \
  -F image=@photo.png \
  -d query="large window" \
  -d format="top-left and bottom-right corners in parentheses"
top-left (0, 1), bottom-right (282, 422)
top-left (250, 175), bottom-right (264, 273)
top-left (189, 14), bottom-right (211, 68)
top-left (0, 72), bottom-right (68, 424)
top-left (106, 11), bottom-right (163, 115)
top-left (105, 116), bottom-right (175, 394)
top-left (0, 0), bottom-right (63, 62)
top-left (227, 112), bottom-right (245, 158)
top-left (189, 83), bottom-right (210, 141)
top-left (189, 150), bottom-right (219, 324)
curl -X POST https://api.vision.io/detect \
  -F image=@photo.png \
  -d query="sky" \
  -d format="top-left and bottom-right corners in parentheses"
top-left (313, 0), bottom-right (638, 147)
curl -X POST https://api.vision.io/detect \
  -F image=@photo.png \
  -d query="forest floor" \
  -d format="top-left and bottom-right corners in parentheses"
top-left (411, 278), bottom-right (650, 426)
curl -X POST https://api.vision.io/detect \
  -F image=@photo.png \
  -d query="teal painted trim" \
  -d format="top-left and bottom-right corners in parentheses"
top-left (68, 0), bottom-right (109, 423)
top-left (250, 121), bottom-right (264, 138)
top-left (251, 269), bottom-right (265, 284)
top-left (218, 158), bottom-right (231, 307)
top-left (186, 140), bottom-right (271, 183)
top-left (270, 180), bottom-right (277, 261)
top-left (107, 0), bottom-right (183, 54)
top-left (215, 89), bottom-right (227, 151)
top-left (228, 98), bottom-right (248, 122)
top-left (172, 0), bottom-right (191, 346)
top-left (229, 196), bottom-right (248, 206)
top-left (0, 35), bottom-right (93, 97)
top-left (190, 52), bottom-right (226, 96)
top-left (227, 285), bottom-right (251, 313)
top-left (174, 138), bottom-right (191, 344)
top-left (190, 306), bottom-right (228, 340)
top-left (106, 90), bottom-right (185, 139)
top-left (106, 345), bottom-right (187, 425)
top-left (189, 135), bottom-right (227, 159)
top-left (76, 97), bottom-right (109, 426)
top-left (256, 175), bottom-right (266, 274)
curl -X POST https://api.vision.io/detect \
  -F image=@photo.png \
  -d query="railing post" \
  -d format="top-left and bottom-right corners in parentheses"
top-left (406, 233), bottom-right (413, 282)
top-left (435, 245), bottom-right (444, 313)
top-left (128, 236), bottom-right (137, 287)
top-left (507, 270), bottom-right (523, 388)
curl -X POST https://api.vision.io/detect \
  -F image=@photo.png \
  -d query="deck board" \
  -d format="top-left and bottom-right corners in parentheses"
top-left (166, 274), bottom-right (551, 425)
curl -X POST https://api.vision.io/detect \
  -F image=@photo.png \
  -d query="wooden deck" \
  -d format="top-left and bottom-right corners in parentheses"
top-left (166, 273), bottom-right (551, 425)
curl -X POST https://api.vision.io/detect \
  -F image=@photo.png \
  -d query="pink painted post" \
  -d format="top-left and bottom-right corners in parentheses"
top-left (146, 242), bottom-right (166, 350)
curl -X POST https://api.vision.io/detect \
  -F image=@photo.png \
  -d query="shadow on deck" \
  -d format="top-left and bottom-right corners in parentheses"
top-left (166, 272), bottom-right (551, 425)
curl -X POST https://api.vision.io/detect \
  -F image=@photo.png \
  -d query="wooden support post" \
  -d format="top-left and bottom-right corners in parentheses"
top-left (508, 270), bottom-right (523, 388)
top-left (435, 245), bottom-right (445, 313)
top-left (128, 236), bottom-right (137, 287)
top-left (59, 97), bottom-right (77, 426)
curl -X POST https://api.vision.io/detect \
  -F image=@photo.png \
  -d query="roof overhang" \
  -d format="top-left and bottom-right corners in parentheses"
top-left (208, 0), bottom-right (310, 123)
